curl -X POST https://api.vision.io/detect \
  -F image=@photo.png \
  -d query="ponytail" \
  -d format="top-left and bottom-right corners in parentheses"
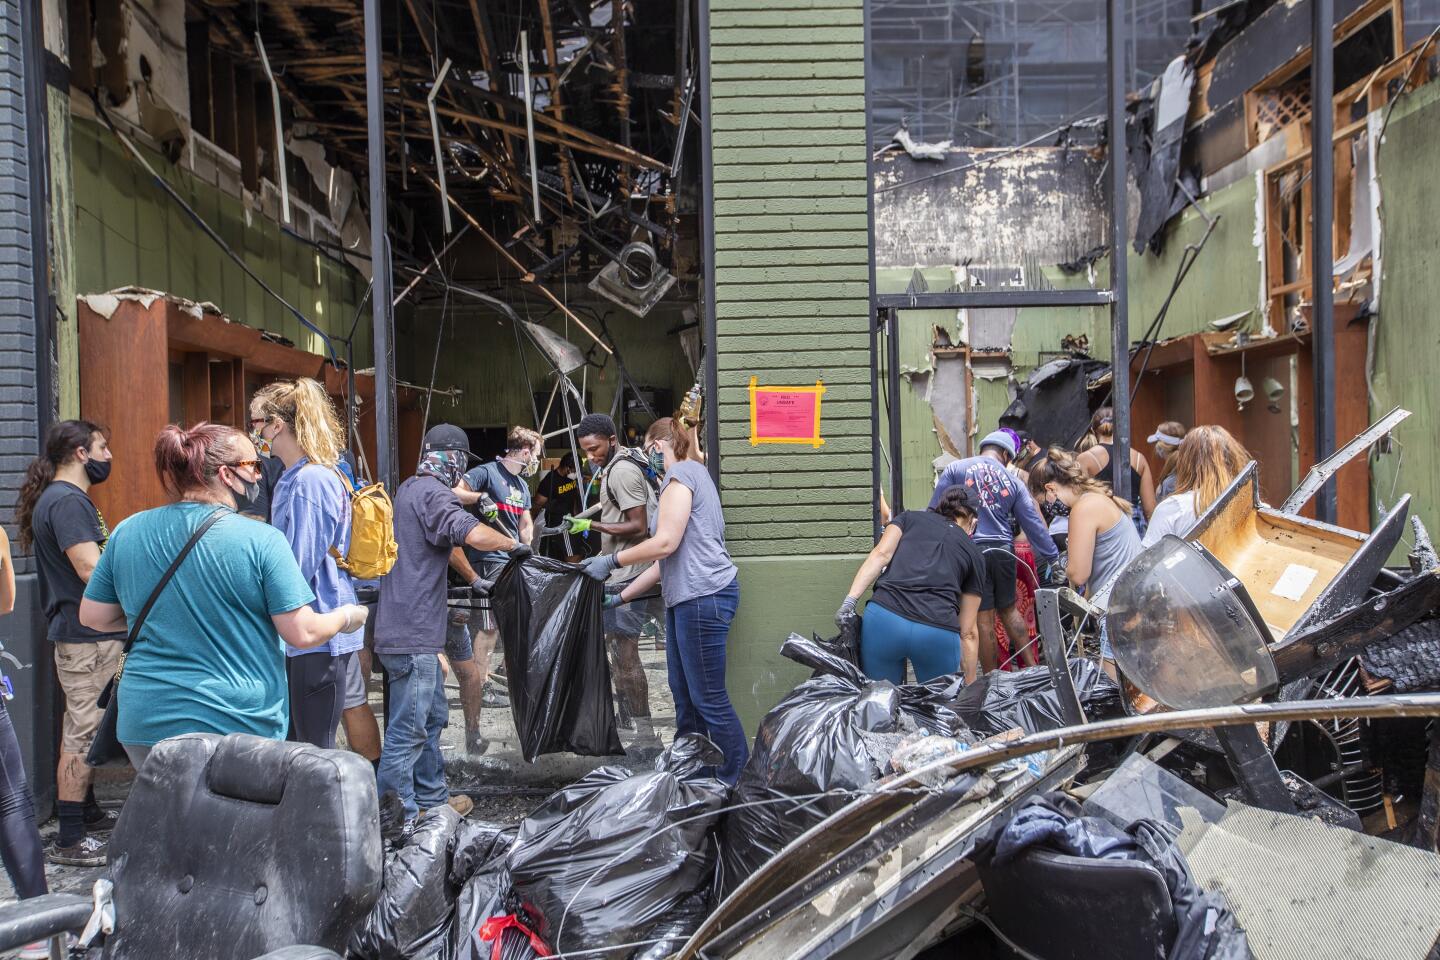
top-left (253, 378), bottom-right (345, 466)
top-left (647, 415), bottom-right (702, 463)
top-left (1028, 446), bottom-right (1131, 513)
top-left (17, 419), bottom-right (106, 551)
top-left (155, 422), bottom-right (246, 497)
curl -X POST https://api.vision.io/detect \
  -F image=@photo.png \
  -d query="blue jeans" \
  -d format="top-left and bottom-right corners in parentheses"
top-left (665, 577), bottom-right (748, 785)
top-left (376, 653), bottom-right (449, 820)
top-left (860, 601), bottom-right (962, 684)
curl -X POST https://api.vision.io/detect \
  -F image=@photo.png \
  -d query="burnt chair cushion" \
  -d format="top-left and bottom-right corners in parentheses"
top-left (104, 733), bottom-right (383, 960)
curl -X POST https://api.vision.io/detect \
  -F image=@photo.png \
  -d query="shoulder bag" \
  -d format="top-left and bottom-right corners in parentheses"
top-left (85, 508), bottom-right (226, 768)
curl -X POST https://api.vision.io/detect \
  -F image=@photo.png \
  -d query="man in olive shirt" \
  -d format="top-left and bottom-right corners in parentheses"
top-left (572, 414), bottom-right (656, 727)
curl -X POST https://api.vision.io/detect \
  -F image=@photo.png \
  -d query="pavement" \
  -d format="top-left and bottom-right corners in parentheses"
top-left (0, 621), bottom-right (678, 924)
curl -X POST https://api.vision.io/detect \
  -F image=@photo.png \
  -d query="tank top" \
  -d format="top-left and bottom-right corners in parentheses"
top-left (1096, 443), bottom-right (1138, 499)
top-left (1088, 508), bottom-right (1144, 606)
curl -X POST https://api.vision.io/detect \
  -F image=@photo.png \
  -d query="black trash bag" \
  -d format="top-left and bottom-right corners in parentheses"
top-left (450, 820), bottom-right (519, 888)
top-left (493, 556), bottom-right (624, 761)
top-left (952, 659), bottom-right (1122, 736)
top-left (631, 891), bottom-right (710, 960)
top-left (351, 805), bottom-right (463, 960)
top-left (506, 734), bottom-right (729, 957)
top-left (450, 858), bottom-right (547, 960)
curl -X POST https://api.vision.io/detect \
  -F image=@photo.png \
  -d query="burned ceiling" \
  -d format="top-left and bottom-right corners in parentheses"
top-left (189, 0), bottom-right (696, 306)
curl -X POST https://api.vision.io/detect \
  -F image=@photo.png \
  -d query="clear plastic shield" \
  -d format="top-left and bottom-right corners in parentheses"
top-left (1104, 535), bottom-right (1277, 709)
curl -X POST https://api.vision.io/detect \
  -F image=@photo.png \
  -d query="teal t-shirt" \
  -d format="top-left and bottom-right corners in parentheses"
top-left (85, 501), bottom-right (316, 746)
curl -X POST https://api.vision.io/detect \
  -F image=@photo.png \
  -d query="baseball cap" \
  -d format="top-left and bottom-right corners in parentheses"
top-left (979, 429), bottom-right (1018, 458)
top-left (423, 423), bottom-right (471, 454)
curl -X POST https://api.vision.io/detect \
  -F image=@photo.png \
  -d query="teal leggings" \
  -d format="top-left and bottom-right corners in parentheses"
top-left (860, 601), bottom-right (963, 684)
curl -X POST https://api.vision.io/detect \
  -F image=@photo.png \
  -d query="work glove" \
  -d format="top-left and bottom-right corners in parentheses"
top-left (508, 542), bottom-right (533, 561)
top-left (477, 492), bottom-right (499, 522)
top-left (835, 596), bottom-right (859, 631)
top-left (580, 553), bottom-right (619, 582)
top-left (470, 577), bottom-right (494, 598)
top-left (341, 604), bottom-right (369, 634)
top-left (1039, 558), bottom-right (1066, 587)
top-left (602, 585), bottom-right (624, 609)
top-left (565, 516), bottom-right (593, 535)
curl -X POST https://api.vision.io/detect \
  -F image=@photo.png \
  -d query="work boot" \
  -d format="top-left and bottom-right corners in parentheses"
top-left (46, 835), bottom-right (108, 867)
top-left (446, 794), bottom-right (475, 817)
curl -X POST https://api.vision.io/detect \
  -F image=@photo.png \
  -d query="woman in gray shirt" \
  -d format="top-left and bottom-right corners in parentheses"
top-left (579, 417), bottom-right (746, 783)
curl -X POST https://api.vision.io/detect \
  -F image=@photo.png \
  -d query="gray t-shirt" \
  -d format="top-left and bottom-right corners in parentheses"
top-left (659, 460), bottom-right (738, 608)
top-left (599, 450), bottom-right (654, 585)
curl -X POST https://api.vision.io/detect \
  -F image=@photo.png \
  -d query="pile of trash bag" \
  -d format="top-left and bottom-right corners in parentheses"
top-left (717, 635), bottom-right (977, 897)
top-left (973, 794), bottom-right (1252, 960)
top-left (351, 806), bottom-right (464, 960)
top-left (453, 735), bottom-right (728, 958)
top-left (492, 556), bottom-right (624, 761)
top-left (951, 659), bottom-right (1122, 736)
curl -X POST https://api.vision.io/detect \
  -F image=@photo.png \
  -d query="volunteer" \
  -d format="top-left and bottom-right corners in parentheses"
top-left (14, 419), bottom-right (120, 867)
top-left (1143, 426), bottom-right (1250, 546)
top-left (586, 417), bottom-right (746, 784)
top-left (836, 485), bottom-right (986, 684)
top-left (1027, 448), bottom-right (1143, 676)
top-left (572, 414), bottom-right (656, 730)
top-left (451, 426), bottom-right (540, 750)
top-left (929, 431), bottom-right (1061, 672)
top-left (533, 452), bottom-right (584, 560)
top-left (250, 378), bottom-right (378, 758)
top-left (374, 424), bottom-right (529, 839)
top-left (1077, 406), bottom-right (1157, 531)
top-left (1150, 420), bottom-right (1187, 500)
top-left (78, 423), bottom-right (368, 772)
top-left (0, 523), bottom-right (48, 907)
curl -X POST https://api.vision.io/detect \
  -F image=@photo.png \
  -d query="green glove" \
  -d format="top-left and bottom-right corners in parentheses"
top-left (566, 516), bottom-right (592, 535)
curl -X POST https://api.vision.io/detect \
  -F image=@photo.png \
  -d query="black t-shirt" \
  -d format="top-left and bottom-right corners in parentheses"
top-left (870, 510), bottom-right (986, 632)
top-left (31, 481), bottom-right (124, 643)
top-left (535, 469), bottom-right (580, 527)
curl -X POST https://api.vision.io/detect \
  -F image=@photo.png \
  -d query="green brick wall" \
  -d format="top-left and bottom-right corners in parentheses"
top-left (708, 0), bottom-right (874, 728)
top-left (710, 0), bottom-right (873, 559)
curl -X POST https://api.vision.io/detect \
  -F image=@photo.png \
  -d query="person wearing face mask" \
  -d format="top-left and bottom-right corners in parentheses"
top-left (533, 452), bottom-right (585, 561)
top-left (1149, 420), bottom-right (1187, 501)
top-left (374, 424), bottom-right (530, 839)
top-left (835, 485), bottom-right (987, 684)
top-left (572, 414), bottom-right (659, 731)
top-left (1027, 448), bottom-right (1143, 678)
top-left (14, 420), bottom-right (121, 866)
top-left (77, 423), bottom-right (368, 771)
top-left (249, 378), bottom-right (379, 760)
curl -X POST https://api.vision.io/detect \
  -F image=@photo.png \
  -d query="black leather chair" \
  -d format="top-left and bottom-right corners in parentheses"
top-left (0, 733), bottom-right (383, 959)
top-left (977, 846), bottom-right (1177, 960)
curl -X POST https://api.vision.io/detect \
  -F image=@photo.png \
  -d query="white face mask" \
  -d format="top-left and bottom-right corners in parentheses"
top-left (502, 452), bottom-right (540, 478)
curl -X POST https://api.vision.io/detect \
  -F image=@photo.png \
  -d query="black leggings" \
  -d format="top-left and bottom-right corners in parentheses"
top-left (0, 699), bottom-right (47, 898)
top-left (287, 652), bottom-right (344, 750)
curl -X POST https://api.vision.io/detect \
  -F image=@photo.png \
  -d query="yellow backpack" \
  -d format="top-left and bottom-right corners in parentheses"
top-left (330, 470), bottom-right (398, 580)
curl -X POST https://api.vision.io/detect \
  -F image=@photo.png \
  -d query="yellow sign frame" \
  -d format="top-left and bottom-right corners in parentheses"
top-left (748, 376), bottom-right (826, 447)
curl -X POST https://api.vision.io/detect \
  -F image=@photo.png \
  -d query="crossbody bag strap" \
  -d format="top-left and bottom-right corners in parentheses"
top-left (121, 507), bottom-right (227, 659)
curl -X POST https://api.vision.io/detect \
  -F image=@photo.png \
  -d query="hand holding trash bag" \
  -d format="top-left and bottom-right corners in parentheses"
top-left (835, 596), bottom-right (859, 631)
top-left (579, 553), bottom-right (617, 581)
top-left (507, 542), bottom-right (533, 561)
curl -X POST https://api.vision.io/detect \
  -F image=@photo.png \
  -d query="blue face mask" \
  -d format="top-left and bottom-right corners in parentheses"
top-left (647, 449), bottom-right (666, 477)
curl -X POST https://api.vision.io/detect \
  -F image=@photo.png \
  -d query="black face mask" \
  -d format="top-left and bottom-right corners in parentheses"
top-left (83, 458), bottom-right (111, 486)
top-left (1040, 499), bottom-right (1070, 523)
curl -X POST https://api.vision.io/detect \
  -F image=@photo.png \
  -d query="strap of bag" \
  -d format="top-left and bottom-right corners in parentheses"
top-left (122, 508), bottom-right (226, 658)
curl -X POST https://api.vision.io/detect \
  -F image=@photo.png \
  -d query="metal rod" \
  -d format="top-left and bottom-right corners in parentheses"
top-left (875, 290), bottom-right (1114, 309)
top-left (256, 33), bottom-right (291, 224)
top-left (20, 0), bottom-right (52, 446)
top-left (865, 0), bottom-right (879, 540)
top-left (365, 0), bottom-right (399, 490)
top-left (520, 31), bottom-right (543, 226)
top-left (886, 308), bottom-right (903, 513)
top-left (426, 57), bottom-right (454, 234)
top-left (1106, 0), bottom-right (1131, 502)
top-left (393, 222), bottom-right (472, 306)
top-left (871, 310), bottom-right (882, 542)
top-left (698, 0), bottom-right (721, 485)
top-left (1311, 0), bottom-right (1338, 523)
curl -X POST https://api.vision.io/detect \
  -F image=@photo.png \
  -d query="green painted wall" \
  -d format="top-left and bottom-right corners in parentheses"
top-left (1370, 79), bottom-right (1440, 554)
top-left (710, 0), bottom-right (873, 728)
top-left (71, 116), bottom-right (371, 366)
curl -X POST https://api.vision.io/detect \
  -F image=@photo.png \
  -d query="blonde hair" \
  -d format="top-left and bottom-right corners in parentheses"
top-left (253, 378), bottom-right (346, 467)
top-left (1173, 425), bottom-right (1250, 515)
top-left (1028, 446), bottom-right (1131, 513)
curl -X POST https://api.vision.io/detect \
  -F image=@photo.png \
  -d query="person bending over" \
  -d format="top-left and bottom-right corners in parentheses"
top-left (837, 485), bottom-right (985, 684)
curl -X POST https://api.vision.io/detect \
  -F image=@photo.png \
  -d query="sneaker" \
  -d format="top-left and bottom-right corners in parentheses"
top-left (446, 794), bottom-right (474, 817)
top-left (481, 678), bottom-right (509, 708)
top-left (84, 806), bottom-right (121, 831)
top-left (465, 728), bottom-right (490, 757)
top-left (46, 835), bottom-right (108, 867)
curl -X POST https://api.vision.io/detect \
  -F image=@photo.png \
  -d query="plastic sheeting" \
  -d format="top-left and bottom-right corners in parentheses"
top-left (506, 735), bottom-right (729, 956)
top-left (351, 806), bottom-right (463, 960)
top-left (492, 557), bottom-right (624, 762)
top-left (951, 659), bottom-right (1121, 736)
top-left (717, 636), bottom-right (975, 898)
